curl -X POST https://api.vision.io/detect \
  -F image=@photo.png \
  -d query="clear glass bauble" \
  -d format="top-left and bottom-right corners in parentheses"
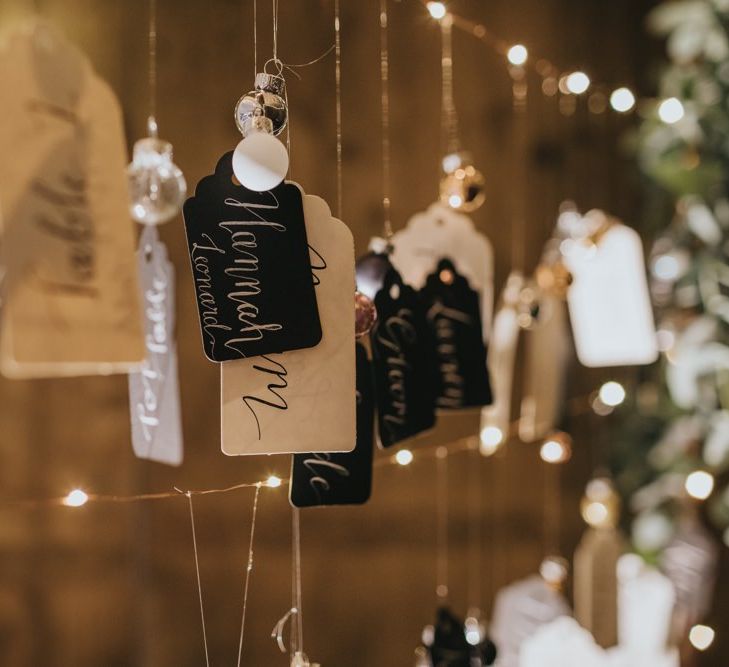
top-left (127, 137), bottom-right (186, 225)
top-left (439, 152), bottom-right (485, 213)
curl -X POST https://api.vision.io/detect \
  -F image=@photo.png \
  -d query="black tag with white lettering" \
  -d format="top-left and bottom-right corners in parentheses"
top-left (370, 265), bottom-right (438, 448)
top-left (290, 342), bottom-right (374, 507)
top-left (182, 152), bottom-right (321, 362)
top-left (420, 258), bottom-right (492, 409)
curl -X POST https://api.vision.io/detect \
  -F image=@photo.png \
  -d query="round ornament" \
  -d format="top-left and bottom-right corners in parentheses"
top-left (232, 114), bottom-right (289, 192)
top-left (354, 291), bottom-right (377, 338)
top-left (127, 136), bottom-right (186, 224)
top-left (235, 72), bottom-right (288, 137)
top-left (439, 152), bottom-right (485, 213)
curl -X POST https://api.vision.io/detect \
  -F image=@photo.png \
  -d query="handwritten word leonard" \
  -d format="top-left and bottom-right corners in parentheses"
top-left (128, 226), bottom-right (183, 466)
top-left (290, 342), bottom-right (375, 507)
top-left (221, 192), bottom-right (355, 456)
top-left (370, 265), bottom-right (438, 448)
top-left (182, 153), bottom-right (321, 362)
top-left (419, 258), bottom-right (492, 410)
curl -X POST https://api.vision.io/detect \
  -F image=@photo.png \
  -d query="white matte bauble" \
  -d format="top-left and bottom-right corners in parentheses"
top-left (232, 132), bottom-right (289, 192)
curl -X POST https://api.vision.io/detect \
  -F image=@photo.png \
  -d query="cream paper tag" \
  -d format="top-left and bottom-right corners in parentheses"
top-left (479, 272), bottom-right (523, 450)
top-left (0, 21), bottom-right (144, 377)
top-left (221, 191), bottom-right (355, 455)
top-left (390, 202), bottom-right (494, 336)
top-left (563, 224), bottom-right (657, 367)
top-left (519, 295), bottom-right (570, 442)
top-left (128, 225), bottom-right (182, 466)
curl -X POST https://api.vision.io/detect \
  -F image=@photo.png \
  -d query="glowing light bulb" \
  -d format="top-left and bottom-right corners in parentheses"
top-left (582, 501), bottom-right (609, 526)
top-left (63, 489), bottom-right (89, 507)
top-left (395, 449), bottom-right (414, 466)
top-left (232, 131), bottom-right (289, 192)
top-left (599, 381), bottom-right (626, 407)
top-left (685, 470), bottom-right (714, 500)
top-left (507, 44), bottom-right (528, 66)
top-left (610, 87), bottom-right (635, 113)
top-left (689, 624), bottom-right (715, 651)
top-left (266, 475), bottom-right (282, 488)
top-left (427, 1), bottom-right (447, 20)
top-left (540, 433), bottom-right (572, 464)
top-left (566, 71), bottom-right (590, 95)
top-left (652, 254), bottom-right (681, 281)
top-left (658, 97), bottom-right (684, 124)
top-left (480, 425), bottom-right (503, 456)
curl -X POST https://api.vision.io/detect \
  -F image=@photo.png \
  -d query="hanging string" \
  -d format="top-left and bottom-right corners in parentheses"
top-left (544, 461), bottom-right (562, 556)
top-left (334, 0), bottom-right (343, 221)
top-left (440, 14), bottom-right (459, 156)
top-left (379, 0), bottom-right (393, 241)
top-left (272, 0), bottom-right (279, 64)
top-left (253, 0), bottom-right (257, 76)
top-left (435, 446), bottom-right (449, 601)
top-left (236, 483), bottom-right (262, 667)
top-left (185, 491), bottom-right (211, 667)
top-left (147, 0), bottom-right (158, 137)
top-left (467, 444), bottom-right (482, 611)
top-left (291, 508), bottom-right (304, 655)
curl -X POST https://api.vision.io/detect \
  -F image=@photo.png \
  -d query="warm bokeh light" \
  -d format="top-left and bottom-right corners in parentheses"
top-left (480, 425), bottom-right (504, 456)
top-left (566, 71), bottom-right (590, 94)
top-left (685, 470), bottom-right (715, 500)
top-left (265, 475), bottom-right (282, 488)
top-left (426, 1), bottom-right (447, 20)
top-left (610, 87), bottom-right (635, 112)
top-left (582, 501), bottom-right (609, 527)
top-left (689, 624), bottom-right (715, 651)
top-left (395, 449), bottom-right (414, 466)
top-left (63, 489), bottom-right (89, 507)
top-left (599, 381), bottom-right (626, 407)
top-left (658, 97), bottom-right (684, 124)
top-left (507, 44), bottom-right (528, 66)
top-left (540, 433), bottom-right (572, 464)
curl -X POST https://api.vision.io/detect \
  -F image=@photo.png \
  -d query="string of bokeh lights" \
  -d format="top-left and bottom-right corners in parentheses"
top-left (422, 0), bottom-right (686, 123)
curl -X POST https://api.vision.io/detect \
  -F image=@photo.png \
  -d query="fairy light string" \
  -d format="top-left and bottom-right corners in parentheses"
top-left (435, 446), bottom-right (449, 601)
top-left (334, 0), bottom-right (344, 221)
top-left (380, 0), bottom-right (393, 241)
top-left (147, 0), bottom-right (158, 137)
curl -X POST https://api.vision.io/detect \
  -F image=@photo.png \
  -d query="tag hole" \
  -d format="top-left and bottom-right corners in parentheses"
top-left (144, 245), bottom-right (154, 263)
top-left (389, 283), bottom-right (400, 300)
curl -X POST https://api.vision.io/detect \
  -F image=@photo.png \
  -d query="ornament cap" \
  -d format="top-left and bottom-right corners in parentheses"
top-left (255, 71), bottom-right (286, 95)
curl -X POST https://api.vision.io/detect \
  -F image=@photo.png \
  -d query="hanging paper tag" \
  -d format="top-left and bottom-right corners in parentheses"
top-left (128, 226), bottom-right (183, 466)
top-left (0, 21), bottom-right (144, 377)
top-left (390, 202), bottom-right (494, 336)
top-left (519, 295), bottom-right (570, 442)
top-left (289, 342), bottom-right (374, 507)
top-left (182, 155), bottom-right (321, 362)
top-left (370, 266), bottom-right (438, 448)
top-left (221, 192), bottom-right (355, 455)
top-left (479, 273), bottom-right (523, 448)
top-left (419, 258), bottom-right (492, 410)
top-left (563, 224), bottom-right (658, 367)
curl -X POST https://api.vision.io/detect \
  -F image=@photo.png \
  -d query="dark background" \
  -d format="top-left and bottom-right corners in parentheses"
top-left (1, 0), bottom-right (726, 665)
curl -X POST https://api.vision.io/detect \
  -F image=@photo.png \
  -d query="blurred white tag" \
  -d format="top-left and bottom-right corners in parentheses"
top-left (0, 21), bottom-right (144, 377)
top-left (221, 191), bottom-right (355, 455)
top-left (479, 272), bottom-right (523, 450)
top-left (519, 295), bottom-right (570, 442)
top-left (128, 226), bottom-right (182, 466)
top-left (390, 202), bottom-right (494, 337)
top-left (564, 224), bottom-right (657, 367)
